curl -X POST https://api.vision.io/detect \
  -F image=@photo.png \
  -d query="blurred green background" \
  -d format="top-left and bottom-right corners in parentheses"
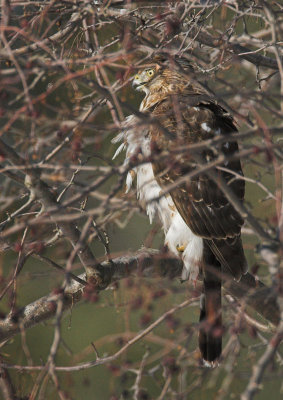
top-left (0, 2), bottom-right (282, 399)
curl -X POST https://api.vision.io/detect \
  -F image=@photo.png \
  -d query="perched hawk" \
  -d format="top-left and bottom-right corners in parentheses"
top-left (113, 59), bottom-right (247, 364)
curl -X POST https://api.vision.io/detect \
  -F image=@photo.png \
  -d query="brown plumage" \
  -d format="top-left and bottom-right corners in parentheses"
top-left (131, 60), bottom-right (248, 363)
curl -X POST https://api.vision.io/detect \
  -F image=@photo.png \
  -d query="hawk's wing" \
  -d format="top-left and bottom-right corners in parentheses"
top-left (150, 94), bottom-right (247, 279)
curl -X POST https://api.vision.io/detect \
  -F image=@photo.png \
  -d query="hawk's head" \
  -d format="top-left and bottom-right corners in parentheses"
top-left (132, 65), bottom-right (162, 94)
top-left (132, 58), bottom-right (193, 98)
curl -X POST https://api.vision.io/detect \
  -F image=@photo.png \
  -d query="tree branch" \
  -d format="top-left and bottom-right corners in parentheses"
top-left (0, 366), bottom-right (16, 400)
top-left (241, 315), bottom-right (283, 400)
top-left (188, 29), bottom-right (280, 70)
top-left (0, 249), bottom-right (280, 343)
top-left (0, 138), bottom-right (100, 279)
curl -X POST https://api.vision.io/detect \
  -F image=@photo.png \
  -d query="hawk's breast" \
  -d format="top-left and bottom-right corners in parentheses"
top-left (113, 115), bottom-right (203, 281)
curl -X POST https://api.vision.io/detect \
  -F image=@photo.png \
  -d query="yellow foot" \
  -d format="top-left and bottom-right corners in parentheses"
top-left (176, 244), bottom-right (185, 253)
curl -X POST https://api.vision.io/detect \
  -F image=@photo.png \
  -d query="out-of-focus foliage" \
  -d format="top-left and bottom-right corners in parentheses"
top-left (0, 1), bottom-right (282, 399)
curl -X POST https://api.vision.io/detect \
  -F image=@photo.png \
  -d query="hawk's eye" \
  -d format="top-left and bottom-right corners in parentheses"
top-left (146, 69), bottom-right (155, 77)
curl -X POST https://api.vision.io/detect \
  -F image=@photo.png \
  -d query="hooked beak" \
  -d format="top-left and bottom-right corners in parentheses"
top-left (132, 76), bottom-right (145, 92)
top-left (132, 75), bottom-right (140, 89)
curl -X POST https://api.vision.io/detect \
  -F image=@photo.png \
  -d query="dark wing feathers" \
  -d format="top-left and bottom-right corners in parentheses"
top-left (150, 94), bottom-right (247, 279)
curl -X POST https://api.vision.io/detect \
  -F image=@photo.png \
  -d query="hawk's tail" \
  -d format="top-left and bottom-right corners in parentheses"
top-left (199, 273), bottom-right (222, 363)
top-left (199, 246), bottom-right (222, 364)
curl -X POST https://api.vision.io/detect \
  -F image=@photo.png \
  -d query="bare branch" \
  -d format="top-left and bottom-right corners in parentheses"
top-left (0, 249), bottom-right (280, 344)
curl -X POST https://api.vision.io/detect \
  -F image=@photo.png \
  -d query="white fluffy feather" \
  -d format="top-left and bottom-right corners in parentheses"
top-left (113, 115), bottom-right (203, 281)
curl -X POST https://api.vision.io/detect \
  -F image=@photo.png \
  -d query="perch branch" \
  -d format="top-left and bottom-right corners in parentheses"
top-left (0, 249), bottom-right (280, 344)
